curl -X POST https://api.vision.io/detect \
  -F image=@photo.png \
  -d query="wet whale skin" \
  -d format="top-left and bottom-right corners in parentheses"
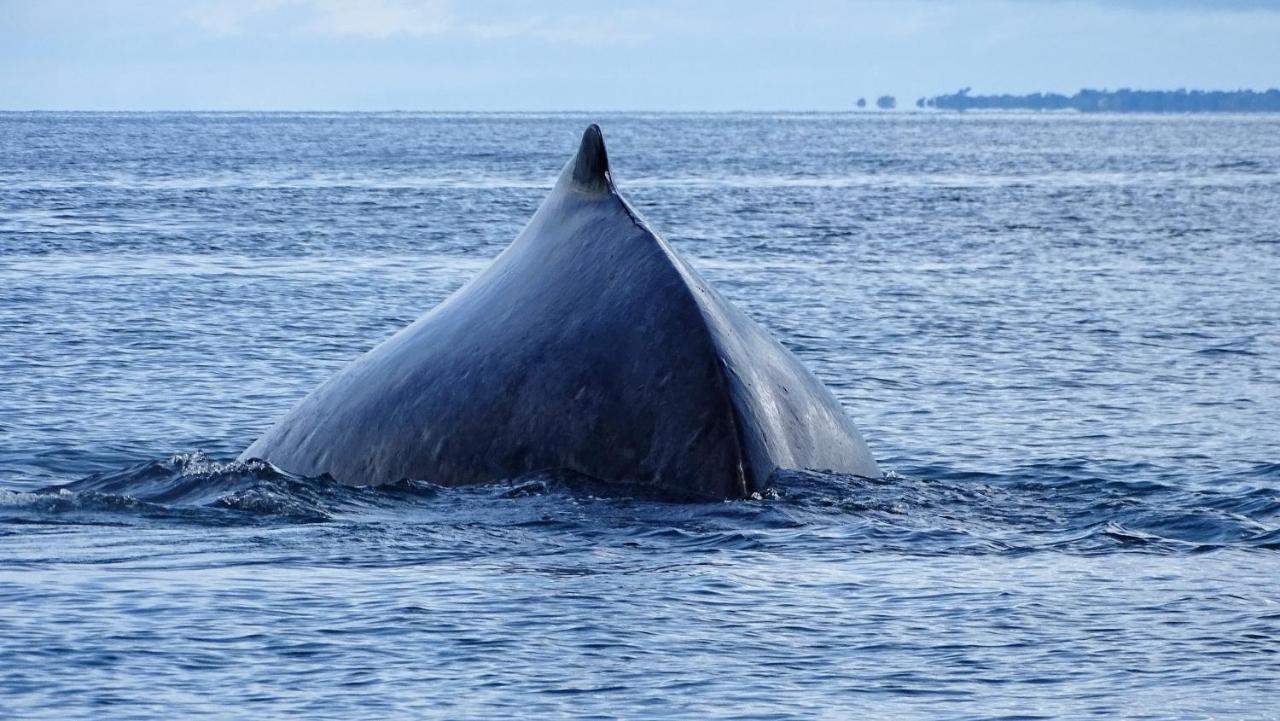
top-left (240, 125), bottom-right (879, 498)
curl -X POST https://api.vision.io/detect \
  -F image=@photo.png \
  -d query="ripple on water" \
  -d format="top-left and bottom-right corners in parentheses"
top-left (2, 112), bottom-right (1280, 719)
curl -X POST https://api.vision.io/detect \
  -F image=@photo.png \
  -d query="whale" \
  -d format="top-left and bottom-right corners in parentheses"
top-left (239, 125), bottom-right (879, 499)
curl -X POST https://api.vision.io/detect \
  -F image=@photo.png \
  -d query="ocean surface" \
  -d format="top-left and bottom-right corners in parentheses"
top-left (1, 112), bottom-right (1278, 719)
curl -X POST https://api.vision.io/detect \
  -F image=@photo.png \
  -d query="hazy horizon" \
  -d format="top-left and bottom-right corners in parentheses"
top-left (4, 0), bottom-right (1280, 111)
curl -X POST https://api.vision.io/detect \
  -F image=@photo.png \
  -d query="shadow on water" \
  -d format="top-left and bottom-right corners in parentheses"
top-left (3, 452), bottom-right (1277, 555)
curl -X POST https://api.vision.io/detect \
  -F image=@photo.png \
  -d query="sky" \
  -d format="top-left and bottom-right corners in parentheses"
top-left (3, 0), bottom-right (1280, 111)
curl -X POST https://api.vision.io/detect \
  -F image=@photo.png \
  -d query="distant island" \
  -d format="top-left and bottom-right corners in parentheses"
top-left (854, 96), bottom-right (898, 109)
top-left (919, 87), bottom-right (1280, 113)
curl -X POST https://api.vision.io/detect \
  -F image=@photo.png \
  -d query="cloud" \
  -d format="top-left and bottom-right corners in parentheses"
top-left (1019, 0), bottom-right (1280, 11)
top-left (187, 0), bottom-right (450, 37)
top-left (1121, 0), bottom-right (1280, 9)
top-left (183, 0), bottom-right (673, 43)
top-left (186, 0), bottom-right (292, 35)
top-left (304, 0), bottom-right (450, 38)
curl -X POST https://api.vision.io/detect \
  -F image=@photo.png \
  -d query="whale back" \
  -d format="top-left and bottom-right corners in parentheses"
top-left (240, 125), bottom-right (878, 498)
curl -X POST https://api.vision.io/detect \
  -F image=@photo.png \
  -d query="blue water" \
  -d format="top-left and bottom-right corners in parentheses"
top-left (2, 112), bottom-right (1279, 719)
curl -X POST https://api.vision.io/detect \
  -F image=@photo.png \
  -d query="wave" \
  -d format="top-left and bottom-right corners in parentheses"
top-left (2, 452), bottom-right (1277, 555)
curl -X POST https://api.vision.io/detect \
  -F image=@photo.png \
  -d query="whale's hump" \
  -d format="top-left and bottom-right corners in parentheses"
top-left (568, 123), bottom-right (612, 192)
top-left (240, 124), bottom-right (879, 499)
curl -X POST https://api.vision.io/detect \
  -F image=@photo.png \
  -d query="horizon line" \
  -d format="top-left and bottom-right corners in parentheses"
top-left (5, 108), bottom-right (1280, 115)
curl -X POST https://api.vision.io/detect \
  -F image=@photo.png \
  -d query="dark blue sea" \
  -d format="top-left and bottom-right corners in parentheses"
top-left (2, 112), bottom-right (1278, 719)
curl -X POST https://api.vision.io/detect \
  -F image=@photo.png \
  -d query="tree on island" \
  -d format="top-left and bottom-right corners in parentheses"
top-left (856, 98), bottom-right (867, 108)
top-left (876, 95), bottom-right (896, 110)
top-left (922, 87), bottom-right (1280, 112)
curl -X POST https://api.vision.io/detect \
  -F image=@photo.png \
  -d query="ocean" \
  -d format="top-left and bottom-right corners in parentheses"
top-left (1, 112), bottom-right (1278, 719)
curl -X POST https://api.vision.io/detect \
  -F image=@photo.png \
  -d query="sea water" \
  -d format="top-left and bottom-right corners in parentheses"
top-left (1, 112), bottom-right (1278, 719)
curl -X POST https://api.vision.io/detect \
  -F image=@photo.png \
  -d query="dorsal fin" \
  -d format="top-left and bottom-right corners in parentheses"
top-left (566, 124), bottom-right (612, 193)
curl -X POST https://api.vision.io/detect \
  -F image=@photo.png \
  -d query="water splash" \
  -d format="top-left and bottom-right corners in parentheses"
top-left (5, 452), bottom-right (1276, 555)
